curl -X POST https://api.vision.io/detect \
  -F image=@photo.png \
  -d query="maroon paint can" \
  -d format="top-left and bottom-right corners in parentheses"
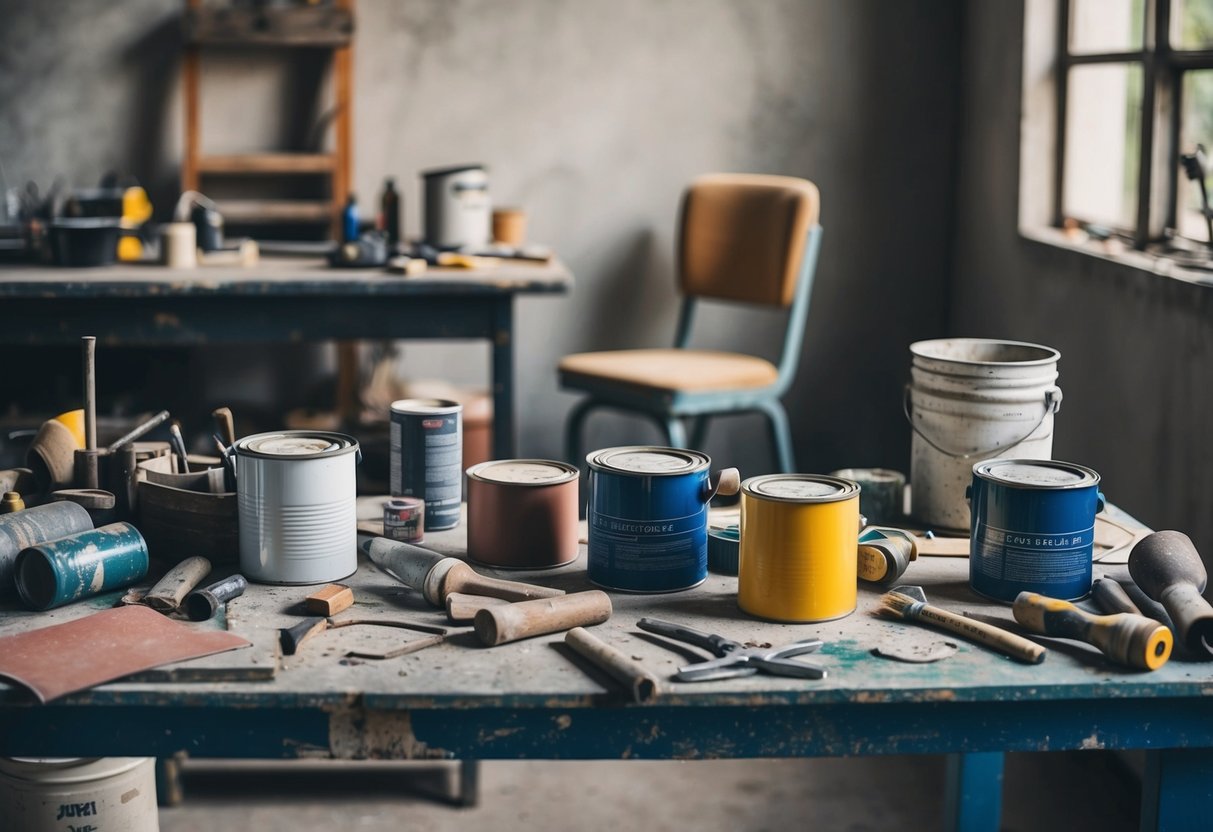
top-left (466, 459), bottom-right (580, 569)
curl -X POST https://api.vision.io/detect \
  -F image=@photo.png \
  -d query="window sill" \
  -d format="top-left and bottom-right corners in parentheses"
top-left (1019, 226), bottom-right (1213, 288)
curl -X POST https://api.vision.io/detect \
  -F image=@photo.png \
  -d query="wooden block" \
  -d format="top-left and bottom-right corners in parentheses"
top-left (305, 584), bottom-right (354, 616)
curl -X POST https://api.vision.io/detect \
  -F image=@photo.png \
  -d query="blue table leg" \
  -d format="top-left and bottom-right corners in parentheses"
top-left (491, 297), bottom-right (515, 459)
top-left (1141, 749), bottom-right (1213, 831)
top-left (944, 752), bottom-right (1004, 832)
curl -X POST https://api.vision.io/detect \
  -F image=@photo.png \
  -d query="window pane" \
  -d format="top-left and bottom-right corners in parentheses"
top-left (1063, 64), bottom-right (1143, 229)
top-left (1172, 0), bottom-right (1213, 50)
top-left (1069, 0), bottom-right (1144, 54)
top-left (1178, 70), bottom-right (1213, 240)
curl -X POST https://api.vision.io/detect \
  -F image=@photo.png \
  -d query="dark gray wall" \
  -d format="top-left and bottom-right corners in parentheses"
top-left (954, 2), bottom-right (1213, 552)
top-left (1, 0), bottom-right (963, 476)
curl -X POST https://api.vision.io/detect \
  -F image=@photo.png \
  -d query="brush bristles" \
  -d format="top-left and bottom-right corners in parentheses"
top-left (877, 590), bottom-right (921, 620)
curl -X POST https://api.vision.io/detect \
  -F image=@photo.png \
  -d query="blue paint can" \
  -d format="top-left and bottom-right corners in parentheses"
top-left (969, 459), bottom-right (1104, 603)
top-left (13, 522), bottom-right (149, 611)
top-left (587, 446), bottom-right (739, 593)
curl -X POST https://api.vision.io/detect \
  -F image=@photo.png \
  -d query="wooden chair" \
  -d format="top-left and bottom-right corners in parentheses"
top-left (559, 173), bottom-right (822, 472)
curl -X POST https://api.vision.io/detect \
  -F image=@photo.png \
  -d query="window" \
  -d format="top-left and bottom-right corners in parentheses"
top-left (1056, 0), bottom-right (1213, 250)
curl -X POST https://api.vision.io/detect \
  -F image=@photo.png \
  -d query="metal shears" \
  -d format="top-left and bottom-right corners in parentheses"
top-left (637, 617), bottom-right (827, 682)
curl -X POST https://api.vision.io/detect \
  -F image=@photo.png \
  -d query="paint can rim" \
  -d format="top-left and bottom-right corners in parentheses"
top-left (234, 430), bottom-right (359, 461)
top-left (742, 474), bottom-right (859, 503)
top-left (972, 458), bottom-right (1100, 490)
top-left (586, 445), bottom-right (710, 477)
top-left (909, 337), bottom-right (1060, 367)
top-left (466, 458), bottom-right (579, 486)
top-left (390, 398), bottom-right (464, 416)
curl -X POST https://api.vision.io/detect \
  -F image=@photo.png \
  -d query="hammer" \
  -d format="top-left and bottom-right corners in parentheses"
top-left (358, 534), bottom-right (564, 607)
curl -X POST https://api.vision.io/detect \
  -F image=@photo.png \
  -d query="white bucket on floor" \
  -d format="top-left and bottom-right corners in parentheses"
top-left (0, 757), bottom-right (158, 832)
top-left (906, 338), bottom-right (1062, 530)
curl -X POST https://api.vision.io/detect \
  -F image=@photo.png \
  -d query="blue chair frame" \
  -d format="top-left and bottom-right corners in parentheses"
top-left (563, 224), bottom-right (823, 472)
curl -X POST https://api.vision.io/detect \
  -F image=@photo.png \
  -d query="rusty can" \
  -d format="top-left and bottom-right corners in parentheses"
top-left (384, 497), bottom-right (425, 544)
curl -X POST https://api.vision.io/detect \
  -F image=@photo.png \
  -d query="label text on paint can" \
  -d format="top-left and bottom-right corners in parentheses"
top-left (390, 405), bottom-right (461, 531)
top-left (590, 511), bottom-right (704, 574)
top-left (974, 525), bottom-right (1094, 584)
top-left (384, 498), bottom-right (425, 544)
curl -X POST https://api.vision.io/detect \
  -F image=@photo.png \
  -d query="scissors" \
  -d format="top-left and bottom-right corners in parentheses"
top-left (637, 617), bottom-right (827, 682)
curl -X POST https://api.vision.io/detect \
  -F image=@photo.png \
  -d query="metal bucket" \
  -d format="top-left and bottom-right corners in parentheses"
top-left (586, 446), bottom-right (738, 593)
top-left (907, 338), bottom-right (1062, 530)
top-left (235, 431), bottom-right (360, 585)
top-left (968, 459), bottom-right (1104, 602)
top-left (466, 459), bottom-right (580, 569)
top-left (738, 474), bottom-right (860, 622)
top-left (0, 757), bottom-right (158, 832)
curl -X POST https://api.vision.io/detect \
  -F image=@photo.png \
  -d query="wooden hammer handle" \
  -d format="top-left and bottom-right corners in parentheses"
top-left (442, 561), bottom-right (565, 603)
top-left (474, 590), bottom-right (612, 647)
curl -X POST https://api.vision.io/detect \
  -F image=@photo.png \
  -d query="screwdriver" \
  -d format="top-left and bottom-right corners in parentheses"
top-left (1012, 591), bottom-right (1173, 671)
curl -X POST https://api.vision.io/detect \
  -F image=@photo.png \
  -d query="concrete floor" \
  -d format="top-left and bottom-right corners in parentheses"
top-left (158, 753), bottom-right (1140, 831)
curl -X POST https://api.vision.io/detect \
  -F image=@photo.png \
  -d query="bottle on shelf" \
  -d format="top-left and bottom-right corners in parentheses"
top-left (380, 178), bottom-right (401, 250)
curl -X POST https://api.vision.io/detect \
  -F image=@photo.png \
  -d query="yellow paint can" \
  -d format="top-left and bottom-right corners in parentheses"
top-left (738, 474), bottom-right (860, 622)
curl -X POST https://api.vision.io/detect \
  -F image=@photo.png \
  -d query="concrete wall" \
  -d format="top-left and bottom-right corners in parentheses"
top-left (953, 2), bottom-right (1213, 552)
top-left (1, 0), bottom-right (963, 475)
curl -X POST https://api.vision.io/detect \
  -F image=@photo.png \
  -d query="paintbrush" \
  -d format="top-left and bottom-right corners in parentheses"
top-left (877, 588), bottom-right (1047, 664)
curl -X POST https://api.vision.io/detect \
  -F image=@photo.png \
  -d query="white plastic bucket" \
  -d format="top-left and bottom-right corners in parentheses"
top-left (906, 338), bottom-right (1062, 530)
top-left (0, 757), bottom-right (158, 832)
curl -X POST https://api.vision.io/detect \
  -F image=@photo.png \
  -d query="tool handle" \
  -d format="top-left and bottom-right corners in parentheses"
top-left (565, 626), bottom-right (660, 703)
top-left (1012, 591), bottom-right (1173, 670)
top-left (169, 423), bottom-right (191, 474)
top-left (917, 603), bottom-right (1046, 664)
top-left (441, 561), bottom-right (565, 603)
top-left (212, 407), bottom-right (236, 446)
top-left (446, 592), bottom-right (509, 624)
top-left (1159, 583), bottom-right (1213, 655)
top-left (106, 410), bottom-right (171, 453)
top-left (279, 617), bottom-right (328, 655)
top-left (145, 556), bottom-right (212, 613)
top-left (474, 590), bottom-right (612, 647)
top-left (636, 617), bottom-right (731, 656)
top-left (1091, 578), bottom-right (1143, 616)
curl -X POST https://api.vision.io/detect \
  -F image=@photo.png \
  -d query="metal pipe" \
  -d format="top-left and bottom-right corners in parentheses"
top-left (82, 336), bottom-right (97, 451)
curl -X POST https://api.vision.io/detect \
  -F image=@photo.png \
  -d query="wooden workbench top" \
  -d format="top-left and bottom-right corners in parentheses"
top-left (0, 256), bottom-right (572, 297)
top-left (1, 504), bottom-right (1208, 712)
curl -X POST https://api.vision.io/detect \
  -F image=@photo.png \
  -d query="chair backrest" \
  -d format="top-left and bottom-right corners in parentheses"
top-left (677, 173), bottom-right (821, 308)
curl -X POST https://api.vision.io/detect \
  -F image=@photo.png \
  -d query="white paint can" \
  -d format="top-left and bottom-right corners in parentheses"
top-left (235, 431), bottom-right (360, 584)
top-left (906, 338), bottom-right (1062, 531)
top-left (0, 757), bottom-right (158, 832)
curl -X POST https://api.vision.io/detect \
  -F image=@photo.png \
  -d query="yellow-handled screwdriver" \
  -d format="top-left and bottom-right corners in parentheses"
top-left (1012, 591), bottom-right (1173, 671)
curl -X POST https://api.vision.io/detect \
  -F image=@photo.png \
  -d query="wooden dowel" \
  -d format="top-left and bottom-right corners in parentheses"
top-left (144, 556), bottom-right (212, 613)
top-left (474, 591), bottom-right (612, 647)
top-left (565, 626), bottom-right (659, 703)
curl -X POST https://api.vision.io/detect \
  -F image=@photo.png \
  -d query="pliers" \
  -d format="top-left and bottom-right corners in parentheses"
top-left (637, 617), bottom-right (827, 681)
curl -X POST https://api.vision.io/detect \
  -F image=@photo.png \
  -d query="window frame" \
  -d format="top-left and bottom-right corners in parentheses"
top-left (1054, 0), bottom-right (1213, 248)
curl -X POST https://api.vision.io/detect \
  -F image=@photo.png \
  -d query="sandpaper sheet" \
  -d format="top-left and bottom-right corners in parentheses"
top-left (0, 604), bottom-right (250, 703)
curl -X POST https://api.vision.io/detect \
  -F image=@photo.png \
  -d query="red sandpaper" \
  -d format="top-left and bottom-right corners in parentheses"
top-left (0, 605), bottom-right (250, 703)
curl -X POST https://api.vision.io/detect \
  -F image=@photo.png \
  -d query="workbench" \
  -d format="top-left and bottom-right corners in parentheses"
top-left (0, 506), bottom-right (1209, 832)
top-left (0, 257), bottom-right (572, 459)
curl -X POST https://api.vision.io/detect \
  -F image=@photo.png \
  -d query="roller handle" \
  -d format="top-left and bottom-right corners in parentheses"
top-left (1012, 591), bottom-right (1172, 670)
top-left (917, 603), bottom-right (1046, 664)
top-left (440, 561), bottom-right (565, 603)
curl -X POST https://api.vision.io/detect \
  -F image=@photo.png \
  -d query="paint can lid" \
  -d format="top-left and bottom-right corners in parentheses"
top-left (973, 459), bottom-right (1100, 489)
top-left (588, 446), bottom-right (710, 476)
top-left (467, 459), bottom-right (579, 485)
top-left (385, 497), bottom-right (425, 512)
top-left (236, 431), bottom-right (359, 460)
top-left (390, 398), bottom-right (463, 416)
top-left (743, 474), bottom-right (860, 503)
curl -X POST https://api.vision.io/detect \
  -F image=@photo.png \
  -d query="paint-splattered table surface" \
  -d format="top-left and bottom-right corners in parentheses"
top-left (0, 502), bottom-right (1207, 711)
top-left (0, 256), bottom-right (572, 297)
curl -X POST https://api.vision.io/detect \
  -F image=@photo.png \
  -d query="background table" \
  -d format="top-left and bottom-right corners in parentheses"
top-left (0, 506), bottom-right (1209, 831)
top-left (0, 257), bottom-right (572, 458)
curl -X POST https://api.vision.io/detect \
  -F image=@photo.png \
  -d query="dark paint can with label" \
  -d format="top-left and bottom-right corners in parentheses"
top-left (390, 399), bottom-right (463, 531)
top-left (384, 496), bottom-right (425, 544)
top-left (968, 459), bottom-right (1105, 603)
top-left (586, 446), bottom-right (738, 593)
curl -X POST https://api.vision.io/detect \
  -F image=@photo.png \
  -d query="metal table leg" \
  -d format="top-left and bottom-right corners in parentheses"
top-left (491, 297), bottom-right (515, 459)
top-left (457, 759), bottom-right (481, 808)
top-left (944, 752), bottom-right (1003, 832)
top-left (1141, 748), bottom-right (1213, 831)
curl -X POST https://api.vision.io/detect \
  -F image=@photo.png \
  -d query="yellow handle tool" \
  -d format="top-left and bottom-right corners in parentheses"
top-left (1012, 591), bottom-right (1172, 670)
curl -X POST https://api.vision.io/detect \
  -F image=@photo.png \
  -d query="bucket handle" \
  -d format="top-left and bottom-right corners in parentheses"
top-left (904, 385), bottom-right (1063, 461)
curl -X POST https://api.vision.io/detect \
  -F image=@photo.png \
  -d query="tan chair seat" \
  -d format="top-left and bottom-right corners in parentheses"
top-left (559, 349), bottom-right (778, 393)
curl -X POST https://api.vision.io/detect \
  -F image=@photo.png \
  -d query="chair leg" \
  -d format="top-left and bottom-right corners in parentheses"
top-left (565, 398), bottom-right (599, 466)
top-left (659, 415), bottom-right (688, 448)
top-left (689, 415), bottom-right (710, 450)
top-left (757, 399), bottom-right (796, 473)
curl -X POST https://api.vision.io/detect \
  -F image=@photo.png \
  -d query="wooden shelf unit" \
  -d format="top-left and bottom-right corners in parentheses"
top-left (181, 1), bottom-right (353, 238)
